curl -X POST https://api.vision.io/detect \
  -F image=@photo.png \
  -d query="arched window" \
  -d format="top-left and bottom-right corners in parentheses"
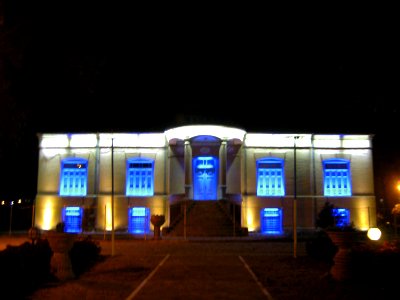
top-left (257, 158), bottom-right (285, 196)
top-left (323, 158), bottom-right (352, 196)
top-left (126, 158), bottom-right (154, 196)
top-left (59, 158), bottom-right (88, 196)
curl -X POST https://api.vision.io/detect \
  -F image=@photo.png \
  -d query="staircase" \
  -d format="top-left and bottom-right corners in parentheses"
top-left (164, 200), bottom-right (247, 237)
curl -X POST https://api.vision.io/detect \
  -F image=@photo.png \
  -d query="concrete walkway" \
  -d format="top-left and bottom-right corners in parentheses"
top-left (4, 234), bottom-right (389, 299)
top-left (27, 238), bottom-right (304, 300)
top-left (125, 251), bottom-right (272, 299)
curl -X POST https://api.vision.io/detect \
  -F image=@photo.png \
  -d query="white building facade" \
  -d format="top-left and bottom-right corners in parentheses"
top-left (34, 125), bottom-right (376, 236)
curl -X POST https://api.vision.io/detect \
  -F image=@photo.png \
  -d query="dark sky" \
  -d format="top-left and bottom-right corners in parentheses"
top-left (1, 2), bottom-right (399, 206)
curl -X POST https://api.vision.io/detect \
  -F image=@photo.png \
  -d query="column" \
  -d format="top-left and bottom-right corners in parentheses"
top-left (184, 139), bottom-right (192, 199)
top-left (219, 140), bottom-right (227, 199)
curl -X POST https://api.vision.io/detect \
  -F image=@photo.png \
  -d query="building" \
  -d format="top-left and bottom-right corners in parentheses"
top-left (33, 125), bottom-right (376, 236)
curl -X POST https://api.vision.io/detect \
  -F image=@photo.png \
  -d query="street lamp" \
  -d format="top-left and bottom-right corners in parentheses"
top-left (394, 181), bottom-right (400, 235)
top-left (9, 200), bottom-right (14, 236)
top-left (367, 227), bottom-right (382, 241)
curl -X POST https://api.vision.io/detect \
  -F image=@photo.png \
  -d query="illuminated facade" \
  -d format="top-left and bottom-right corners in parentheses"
top-left (34, 125), bottom-right (377, 235)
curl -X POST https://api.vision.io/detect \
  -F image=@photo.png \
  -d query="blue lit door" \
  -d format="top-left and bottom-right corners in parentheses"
top-left (193, 156), bottom-right (218, 200)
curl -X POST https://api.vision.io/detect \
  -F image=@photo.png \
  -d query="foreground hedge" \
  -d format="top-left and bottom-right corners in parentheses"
top-left (0, 236), bottom-right (102, 298)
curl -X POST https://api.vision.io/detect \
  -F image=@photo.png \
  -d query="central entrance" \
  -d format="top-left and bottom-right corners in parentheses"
top-left (193, 156), bottom-right (218, 200)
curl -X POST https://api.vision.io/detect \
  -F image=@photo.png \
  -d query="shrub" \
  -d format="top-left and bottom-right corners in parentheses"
top-left (305, 230), bottom-right (338, 263)
top-left (316, 202), bottom-right (335, 229)
top-left (0, 239), bottom-right (53, 298)
top-left (0, 235), bottom-right (102, 298)
top-left (69, 235), bottom-right (102, 276)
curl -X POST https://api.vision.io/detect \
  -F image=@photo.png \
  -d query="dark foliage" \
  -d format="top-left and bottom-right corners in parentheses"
top-left (316, 201), bottom-right (335, 229)
top-left (0, 235), bottom-right (102, 298)
top-left (69, 236), bottom-right (102, 276)
top-left (0, 238), bottom-right (53, 298)
top-left (350, 241), bottom-right (400, 284)
top-left (305, 230), bottom-right (338, 263)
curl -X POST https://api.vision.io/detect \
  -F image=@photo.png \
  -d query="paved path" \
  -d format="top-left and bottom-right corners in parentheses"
top-left (27, 238), bottom-right (303, 300)
top-left (7, 235), bottom-right (389, 299)
top-left (127, 252), bottom-right (272, 299)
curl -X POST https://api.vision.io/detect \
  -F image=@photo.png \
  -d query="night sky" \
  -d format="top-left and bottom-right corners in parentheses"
top-left (1, 2), bottom-right (399, 211)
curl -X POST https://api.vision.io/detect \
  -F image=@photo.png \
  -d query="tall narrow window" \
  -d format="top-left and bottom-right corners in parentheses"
top-left (323, 158), bottom-right (351, 196)
top-left (128, 207), bottom-right (150, 234)
top-left (126, 158), bottom-right (154, 196)
top-left (260, 208), bottom-right (283, 234)
top-left (63, 206), bottom-right (83, 233)
top-left (257, 158), bottom-right (285, 196)
top-left (59, 158), bottom-right (88, 196)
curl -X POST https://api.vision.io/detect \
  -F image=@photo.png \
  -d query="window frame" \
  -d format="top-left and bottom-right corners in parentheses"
top-left (59, 157), bottom-right (88, 196)
top-left (126, 158), bottom-right (154, 196)
top-left (323, 158), bottom-right (352, 196)
top-left (256, 157), bottom-right (285, 196)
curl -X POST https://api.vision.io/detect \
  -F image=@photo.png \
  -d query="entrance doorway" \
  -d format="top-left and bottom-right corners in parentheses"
top-left (193, 156), bottom-right (218, 200)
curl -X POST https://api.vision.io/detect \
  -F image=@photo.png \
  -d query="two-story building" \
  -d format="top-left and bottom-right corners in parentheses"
top-left (33, 125), bottom-right (376, 236)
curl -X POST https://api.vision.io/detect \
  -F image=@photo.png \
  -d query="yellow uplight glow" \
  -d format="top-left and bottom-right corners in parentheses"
top-left (42, 205), bottom-right (54, 230)
top-left (313, 135), bottom-right (371, 148)
top-left (69, 134), bottom-right (98, 147)
top-left (40, 134), bottom-right (70, 148)
top-left (105, 204), bottom-right (112, 231)
top-left (246, 210), bottom-right (256, 232)
top-left (99, 133), bottom-right (166, 148)
top-left (244, 134), bottom-right (311, 148)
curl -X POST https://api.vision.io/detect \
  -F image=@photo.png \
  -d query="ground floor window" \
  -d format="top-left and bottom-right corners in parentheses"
top-left (128, 207), bottom-right (150, 234)
top-left (261, 208), bottom-right (283, 234)
top-left (63, 206), bottom-right (83, 233)
top-left (332, 208), bottom-right (350, 227)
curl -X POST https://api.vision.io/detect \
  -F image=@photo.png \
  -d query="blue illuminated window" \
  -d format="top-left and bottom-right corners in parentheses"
top-left (128, 207), bottom-right (150, 234)
top-left (257, 158), bottom-right (285, 196)
top-left (261, 208), bottom-right (283, 234)
top-left (60, 158), bottom-right (88, 196)
top-left (126, 158), bottom-right (154, 196)
top-left (332, 208), bottom-right (350, 227)
top-left (323, 159), bottom-right (351, 196)
top-left (63, 206), bottom-right (83, 233)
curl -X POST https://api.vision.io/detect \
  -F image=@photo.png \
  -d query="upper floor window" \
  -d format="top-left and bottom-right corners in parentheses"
top-left (126, 158), bottom-right (154, 196)
top-left (257, 158), bottom-right (285, 196)
top-left (59, 158), bottom-right (88, 196)
top-left (323, 158), bottom-right (351, 196)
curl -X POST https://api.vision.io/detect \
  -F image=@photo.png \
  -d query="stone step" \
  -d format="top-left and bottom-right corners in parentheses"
top-left (165, 200), bottom-right (237, 237)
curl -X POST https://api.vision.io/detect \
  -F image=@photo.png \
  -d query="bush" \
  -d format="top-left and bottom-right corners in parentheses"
top-left (69, 235), bottom-right (102, 277)
top-left (0, 235), bottom-right (102, 298)
top-left (0, 239), bottom-right (53, 298)
top-left (305, 230), bottom-right (338, 263)
top-left (350, 240), bottom-right (400, 284)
